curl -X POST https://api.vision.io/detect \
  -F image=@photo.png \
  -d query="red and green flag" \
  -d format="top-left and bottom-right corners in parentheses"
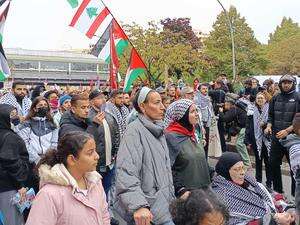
top-left (124, 48), bottom-right (147, 92)
top-left (109, 26), bottom-right (119, 90)
top-left (91, 19), bottom-right (129, 62)
top-left (0, 0), bottom-right (10, 82)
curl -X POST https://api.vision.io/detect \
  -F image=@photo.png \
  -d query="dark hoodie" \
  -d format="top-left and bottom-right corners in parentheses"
top-left (0, 104), bottom-right (30, 192)
top-left (59, 111), bottom-right (90, 139)
top-left (268, 78), bottom-right (300, 133)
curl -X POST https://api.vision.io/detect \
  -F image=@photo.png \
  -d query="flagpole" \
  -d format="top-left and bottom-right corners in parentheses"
top-left (97, 0), bottom-right (154, 84)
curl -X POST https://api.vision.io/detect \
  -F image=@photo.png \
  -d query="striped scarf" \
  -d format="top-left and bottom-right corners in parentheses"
top-left (105, 102), bottom-right (129, 138)
top-left (212, 175), bottom-right (272, 223)
top-left (253, 103), bottom-right (271, 157)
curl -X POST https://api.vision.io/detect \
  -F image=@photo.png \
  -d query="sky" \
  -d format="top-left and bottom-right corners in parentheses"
top-left (4, 0), bottom-right (300, 50)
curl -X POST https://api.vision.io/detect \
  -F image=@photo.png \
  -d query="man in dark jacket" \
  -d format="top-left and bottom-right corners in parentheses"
top-left (219, 98), bottom-right (251, 167)
top-left (59, 94), bottom-right (103, 139)
top-left (86, 90), bottom-right (119, 194)
top-left (265, 74), bottom-right (300, 195)
top-left (0, 104), bottom-right (30, 225)
top-left (209, 79), bottom-right (227, 152)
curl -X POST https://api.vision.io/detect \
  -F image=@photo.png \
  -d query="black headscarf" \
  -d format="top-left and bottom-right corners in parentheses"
top-left (0, 104), bottom-right (15, 130)
top-left (215, 152), bottom-right (243, 181)
top-left (178, 106), bottom-right (193, 131)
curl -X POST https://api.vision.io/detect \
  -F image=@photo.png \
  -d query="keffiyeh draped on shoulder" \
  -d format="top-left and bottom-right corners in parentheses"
top-left (0, 92), bottom-right (31, 116)
top-left (105, 102), bottom-right (129, 138)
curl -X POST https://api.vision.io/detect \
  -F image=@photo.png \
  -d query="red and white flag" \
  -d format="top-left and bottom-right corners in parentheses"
top-left (69, 0), bottom-right (113, 39)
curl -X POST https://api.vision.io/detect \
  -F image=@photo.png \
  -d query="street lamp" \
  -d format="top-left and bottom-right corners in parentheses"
top-left (216, 0), bottom-right (237, 83)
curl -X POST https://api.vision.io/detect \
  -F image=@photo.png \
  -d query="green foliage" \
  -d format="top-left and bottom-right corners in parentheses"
top-left (269, 17), bottom-right (300, 44)
top-left (204, 6), bottom-right (263, 80)
top-left (118, 21), bottom-right (205, 85)
top-left (265, 17), bottom-right (300, 74)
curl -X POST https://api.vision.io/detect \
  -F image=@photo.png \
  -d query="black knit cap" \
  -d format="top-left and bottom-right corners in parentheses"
top-left (89, 89), bottom-right (102, 100)
top-left (215, 152), bottom-right (243, 181)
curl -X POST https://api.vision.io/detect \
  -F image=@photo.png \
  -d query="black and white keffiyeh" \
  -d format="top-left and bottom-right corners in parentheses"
top-left (164, 99), bottom-right (193, 128)
top-left (105, 102), bottom-right (129, 137)
top-left (0, 92), bottom-right (31, 116)
top-left (212, 175), bottom-right (272, 222)
top-left (253, 103), bottom-right (271, 157)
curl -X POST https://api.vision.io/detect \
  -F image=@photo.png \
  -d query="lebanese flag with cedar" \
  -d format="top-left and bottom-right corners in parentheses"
top-left (69, 0), bottom-right (113, 39)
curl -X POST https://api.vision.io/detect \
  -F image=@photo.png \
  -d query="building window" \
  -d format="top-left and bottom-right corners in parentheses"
top-left (9, 59), bottom-right (39, 70)
top-left (40, 61), bottom-right (68, 72)
top-left (71, 63), bottom-right (97, 72)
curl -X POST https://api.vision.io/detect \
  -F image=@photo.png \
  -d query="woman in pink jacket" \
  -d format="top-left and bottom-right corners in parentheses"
top-left (26, 131), bottom-right (110, 225)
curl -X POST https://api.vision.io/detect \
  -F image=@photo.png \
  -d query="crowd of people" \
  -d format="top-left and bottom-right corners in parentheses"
top-left (0, 73), bottom-right (300, 225)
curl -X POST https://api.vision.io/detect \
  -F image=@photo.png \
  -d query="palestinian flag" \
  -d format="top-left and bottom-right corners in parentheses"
top-left (0, 0), bottom-right (10, 82)
top-left (124, 48), bottom-right (147, 92)
top-left (91, 19), bottom-right (129, 62)
top-left (69, 0), bottom-right (113, 39)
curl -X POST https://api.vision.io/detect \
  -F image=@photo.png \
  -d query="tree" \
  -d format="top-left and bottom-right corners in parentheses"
top-left (160, 18), bottom-right (202, 50)
top-left (118, 21), bottom-right (205, 85)
top-left (269, 17), bottom-right (300, 44)
top-left (265, 17), bottom-right (300, 74)
top-left (204, 6), bottom-right (263, 79)
top-left (266, 34), bottom-right (300, 74)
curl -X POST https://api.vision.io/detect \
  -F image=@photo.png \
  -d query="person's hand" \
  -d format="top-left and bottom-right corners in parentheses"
top-left (133, 208), bottom-right (153, 225)
top-left (246, 144), bottom-right (252, 151)
top-left (19, 116), bottom-right (26, 123)
top-left (264, 126), bottom-right (272, 135)
top-left (18, 187), bottom-right (27, 203)
top-left (274, 212), bottom-right (293, 225)
top-left (180, 191), bottom-right (191, 200)
top-left (219, 107), bottom-right (224, 113)
top-left (201, 127), bottom-right (206, 136)
top-left (276, 129), bottom-right (289, 139)
top-left (202, 139), bottom-right (207, 147)
top-left (93, 112), bottom-right (105, 125)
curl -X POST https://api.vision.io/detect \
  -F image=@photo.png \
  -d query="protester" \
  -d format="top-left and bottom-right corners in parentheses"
top-left (219, 97), bottom-right (251, 167)
top-left (59, 94), bottom-right (102, 138)
top-left (162, 96), bottom-right (172, 110)
top-left (263, 79), bottom-right (276, 102)
top-left (165, 99), bottom-right (211, 198)
top-left (0, 104), bottom-right (30, 225)
top-left (114, 87), bottom-right (175, 225)
top-left (25, 131), bottom-right (110, 225)
top-left (30, 85), bottom-right (45, 101)
top-left (212, 152), bottom-right (295, 225)
top-left (281, 113), bottom-right (300, 214)
top-left (43, 90), bottom-right (59, 115)
top-left (167, 84), bottom-right (177, 103)
top-left (245, 92), bottom-right (272, 188)
top-left (180, 86), bottom-right (194, 100)
top-left (208, 79), bottom-right (226, 152)
top-left (123, 92), bottom-right (131, 110)
top-left (18, 96), bottom-right (58, 165)
top-left (265, 74), bottom-right (299, 196)
top-left (194, 83), bottom-right (214, 157)
top-left (105, 89), bottom-right (129, 138)
top-left (169, 189), bottom-right (229, 225)
top-left (0, 81), bottom-right (32, 118)
top-left (156, 86), bottom-right (167, 99)
top-left (53, 95), bottom-right (72, 127)
top-left (87, 89), bottom-right (119, 195)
